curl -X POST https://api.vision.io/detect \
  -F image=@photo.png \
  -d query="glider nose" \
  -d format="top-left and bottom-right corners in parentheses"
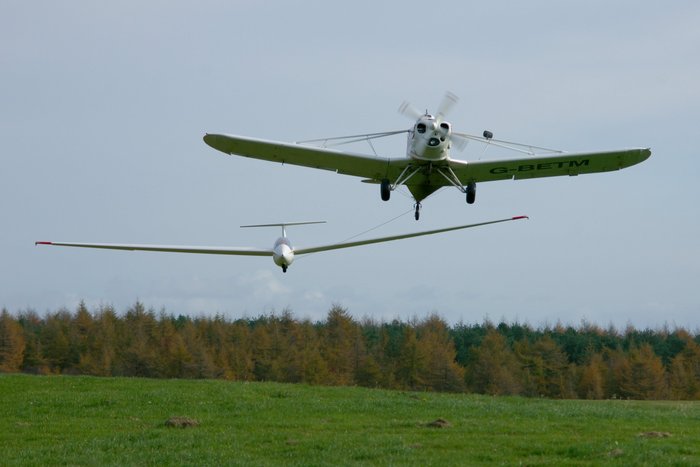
top-left (273, 243), bottom-right (294, 270)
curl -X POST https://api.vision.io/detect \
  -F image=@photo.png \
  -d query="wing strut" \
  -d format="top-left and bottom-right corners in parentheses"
top-left (435, 166), bottom-right (468, 193)
top-left (392, 164), bottom-right (421, 189)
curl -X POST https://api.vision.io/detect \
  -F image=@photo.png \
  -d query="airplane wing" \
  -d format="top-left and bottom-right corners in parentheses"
top-left (293, 216), bottom-right (528, 255)
top-left (35, 216), bottom-right (528, 257)
top-left (448, 148), bottom-right (651, 183)
top-left (34, 241), bottom-right (272, 256)
top-left (205, 133), bottom-right (649, 185)
top-left (203, 133), bottom-right (408, 181)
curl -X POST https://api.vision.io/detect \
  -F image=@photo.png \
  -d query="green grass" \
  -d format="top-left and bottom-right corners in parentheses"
top-left (1, 374), bottom-right (698, 465)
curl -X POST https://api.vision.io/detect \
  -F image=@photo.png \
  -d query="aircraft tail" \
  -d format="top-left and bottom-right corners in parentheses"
top-left (240, 221), bottom-right (326, 238)
top-left (240, 221), bottom-right (326, 228)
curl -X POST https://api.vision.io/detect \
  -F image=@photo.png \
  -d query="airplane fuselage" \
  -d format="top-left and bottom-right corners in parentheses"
top-left (272, 237), bottom-right (294, 271)
top-left (407, 114), bottom-right (452, 162)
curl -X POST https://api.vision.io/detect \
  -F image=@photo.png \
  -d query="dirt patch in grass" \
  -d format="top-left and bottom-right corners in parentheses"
top-left (425, 418), bottom-right (451, 428)
top-left (638, 431), bottom-right (671, 438)
top-left (165, 416), bottom-right (200, 428)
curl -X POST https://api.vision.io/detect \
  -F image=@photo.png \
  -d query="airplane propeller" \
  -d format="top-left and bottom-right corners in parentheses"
top-left (398, 91), bottom-right (468, 152)
top-left (397, 100), bottom-right (424, 120)
top-left (399, 91), bottom-right (459, 124)
top-left (398, 91), bottom-right (459, 122)
top-left (435, 91), bottom-right (459, 122)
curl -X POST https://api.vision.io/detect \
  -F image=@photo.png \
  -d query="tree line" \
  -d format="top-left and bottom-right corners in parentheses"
top-left (1, 302), bottom-right (699, 400)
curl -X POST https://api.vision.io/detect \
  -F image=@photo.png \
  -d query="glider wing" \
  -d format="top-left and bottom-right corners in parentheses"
top-left (35, 241), bottom-right (272, 256)
top-left (294, 216), bottom-right (528, 255)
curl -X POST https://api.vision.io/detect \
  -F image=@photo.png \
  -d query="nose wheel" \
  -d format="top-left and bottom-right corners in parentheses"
top-left (414, 202), bottom-right (421, 220)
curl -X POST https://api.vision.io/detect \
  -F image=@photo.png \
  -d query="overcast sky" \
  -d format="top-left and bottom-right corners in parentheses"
top-left (2, 1), bottom-right (699, 329)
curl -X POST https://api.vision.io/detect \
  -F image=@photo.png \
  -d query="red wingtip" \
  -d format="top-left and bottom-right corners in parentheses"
top-left (512, 215), bottom-right (529, 220)
top-left (35, 241), bottom-right (53, 245)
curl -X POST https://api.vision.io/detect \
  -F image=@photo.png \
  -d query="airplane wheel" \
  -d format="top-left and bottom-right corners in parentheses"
top-left (414, 203), bottom-right (421, 220)
top-left (380, 179), bottom-right (391, 201)
top-left (466, 182), bottom-right (476, 204)
top-left (282, 265), bottom-right (287, 273)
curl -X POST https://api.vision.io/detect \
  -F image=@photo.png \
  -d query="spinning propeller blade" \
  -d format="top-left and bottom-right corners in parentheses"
top-left (398, 101), bottom-right (423, 120)
top-left (399, 91), bottom-right (465, 152)
top-left (398, 91), bottom-right (459, 122)
top-left (436, 91), bottom-right (459, 122)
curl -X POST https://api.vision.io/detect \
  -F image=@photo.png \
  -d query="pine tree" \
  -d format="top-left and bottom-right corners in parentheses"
top-left (578, 352), bottom-right (605, 399)
top-left (515, 335), bottom-right (572, 398)
top-left (355, 318), bottom-right (383, 388)
top-left (289, 319), bottom-right (328, 385)
top-left (395, 326), bottom-right (424, 390)
top-left (466, 329), bottom-right (522, 396)
top-left (322, 305), bottom-right (363, 385)
top-left (667, 331), bottom-right (700, 400)
top-left (619, 343), bottom-right (667, 400)
top-left (195, 316), bottom-right (237, 380)
top-left (157, 314), bottom-right (193, 378)
top-left (251, 315), bottom-right (283, 381)
top-left (0, 309), bottom-right (25, 372)
top-left (40, 310), bottom-right (72, 372)
top-left (415, 315), bottom-right (465, 392)
top-left (79, 305), bottom-right (118, 376)
top-left (118, 301), bottom-right (159, 377)
top-left (17, 310), bottom-right (47, 373)
top-left (228, 320), bottom-right (254, 381)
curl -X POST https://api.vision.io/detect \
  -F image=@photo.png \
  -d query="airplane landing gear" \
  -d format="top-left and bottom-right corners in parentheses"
top-left (282, 265), bottom-right (288, 273)
top-left (466, 181), bottom-right (476, 204)
top-left (414, 202), bottom-right (421, 220)
top-left (380, 179), bottom-right (391, 201)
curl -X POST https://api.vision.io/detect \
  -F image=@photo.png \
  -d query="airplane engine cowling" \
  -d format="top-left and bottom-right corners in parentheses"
top-left (439, 122), bottom-right (451, 136)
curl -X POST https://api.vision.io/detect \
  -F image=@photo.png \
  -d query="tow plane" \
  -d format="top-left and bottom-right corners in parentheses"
top-left (36, 216), bottom-right (527, 273)
top-left (203, 92), bottom-right (651, 220)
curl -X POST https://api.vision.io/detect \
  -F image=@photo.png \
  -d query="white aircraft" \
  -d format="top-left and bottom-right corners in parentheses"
top-left (204, 92), bottom-right (651, 220)
top-left (35, 216), bottom-right (527, 273)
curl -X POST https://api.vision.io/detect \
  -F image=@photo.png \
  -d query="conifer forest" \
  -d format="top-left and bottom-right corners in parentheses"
top-left (1, 302), bottom-right (699, 400)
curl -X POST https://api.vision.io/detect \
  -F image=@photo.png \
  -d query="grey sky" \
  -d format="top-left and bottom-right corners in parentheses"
top-left (2, 1), bottom-right (698, 329)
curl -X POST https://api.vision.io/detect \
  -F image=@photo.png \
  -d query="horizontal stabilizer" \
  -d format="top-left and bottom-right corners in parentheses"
top-left (240, 221), bottom-right (326, 229)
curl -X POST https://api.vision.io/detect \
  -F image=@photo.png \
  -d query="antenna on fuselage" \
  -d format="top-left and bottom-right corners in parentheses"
top-left (241, 221), bottom-right (326, 238)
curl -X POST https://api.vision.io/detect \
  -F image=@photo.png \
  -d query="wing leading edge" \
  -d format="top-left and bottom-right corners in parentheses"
top-left (203, 133), bottom-right (399, 181)
top-left (294, 216), bottom-right (528, 254)
top-left (34, 241), bottom-right (272, 256)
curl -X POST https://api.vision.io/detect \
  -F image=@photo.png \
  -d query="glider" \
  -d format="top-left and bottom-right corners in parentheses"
top-left (204, 92), bottom-right (650, 220)
top-left (36, 216), bottom-right (527, 273)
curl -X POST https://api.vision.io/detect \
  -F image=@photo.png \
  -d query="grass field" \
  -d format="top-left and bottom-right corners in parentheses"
top-left (1, 374), bottom-right (698, 465)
